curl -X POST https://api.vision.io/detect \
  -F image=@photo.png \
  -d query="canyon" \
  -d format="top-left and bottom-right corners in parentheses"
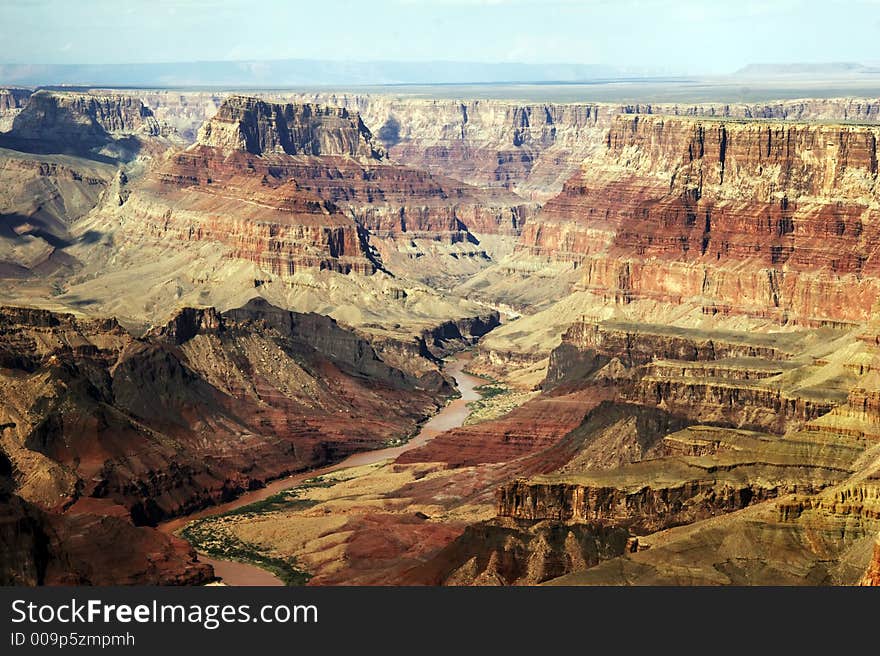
top-left (1, 85), bottom-right (880, 586)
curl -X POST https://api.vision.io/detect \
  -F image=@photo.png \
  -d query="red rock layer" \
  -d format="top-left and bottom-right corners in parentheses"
top-left (138, 146), bottom-right (377, 275)
top-left (0, 491), bottom-right (213, 585)
top-left (134, 133), bottom-right (532, 278)
top-left (397, 387), bottom-right (610, 467)
top-left (519, 115), bottom-right (880, 323)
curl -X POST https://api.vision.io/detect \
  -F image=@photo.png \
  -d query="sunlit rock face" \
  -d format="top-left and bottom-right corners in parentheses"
top-left (518, 115), bottom-right (880, 324)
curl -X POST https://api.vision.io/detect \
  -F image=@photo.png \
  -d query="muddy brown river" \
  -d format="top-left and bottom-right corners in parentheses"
top-left (159, 351), bottom-right (487, 586)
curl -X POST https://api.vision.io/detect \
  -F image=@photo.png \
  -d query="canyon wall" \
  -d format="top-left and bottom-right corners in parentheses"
top-left (198, 96), bottom-right (385, 160)
top-left (4, 91), bottom-right (161, 148)
top-left (20, 89), bottom-right (875, 204)
top-left (286, 93), bottom-right (880, 201)
top-left (15, 89), bottom-right (870, 206)
top-left (137, 146), bottom-right (378, 276)
top-left (121, 97), bottom-right (536, 288)
top-left (518, 114), bottom-right (880, 324)
top-left (0, 88), bottom-right (32, 132)
top-left (0, 90), bottom-right (185, 164)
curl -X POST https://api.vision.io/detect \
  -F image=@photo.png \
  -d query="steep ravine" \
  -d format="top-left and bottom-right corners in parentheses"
top-left (160, 348), bottom-right (491, 585)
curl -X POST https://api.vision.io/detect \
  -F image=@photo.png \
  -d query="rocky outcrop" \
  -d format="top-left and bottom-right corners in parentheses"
top-left (0, 90), bottom-right (166, 157)
top-left (806, 385), bottom-right (880, 440)
top-left (543, 319), bottom-right (844, 433)
top-left (545, 319), bottom-right (795, 387)
top-left (497, 477), bottom-right (761, 532)
top-left (198, 96), bottom-right (385, 160)
top-left (0, 88), bottom-right (32, 132)
top-left (0, 443), bottom-right (212, 586)
top-left (519, 115), bottom-right (880, 324)
top-left (134, 146), bottom-right (378, 275)
top-left (121, 97), bottom-right (537, 283)
top-left (622, 375), bottom-right (834, 434)
top-left (0, 302), bottom-right (444, 525)
top-left (862, 534), bottom-right (880, 585)
top-left (497, 465), bottom-right (829, 535)
top-left (546, 467), bottom-right (880, 586)
top-left (401, 517), bottom-right (631, 585)
top-left (0, 149), bottom-right (113, 277)
top-left (420, 311), bottom-right (501, 356)
top-left (0, 89), bottom-right (31, 114)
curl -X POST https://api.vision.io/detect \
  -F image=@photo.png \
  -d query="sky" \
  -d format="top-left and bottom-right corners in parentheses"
top-left (1, 0), bottom-right (879, 75)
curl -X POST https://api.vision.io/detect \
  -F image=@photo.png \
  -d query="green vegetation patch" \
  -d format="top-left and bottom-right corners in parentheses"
top-left (179, 478), bottom-right (346, 585)
top-left (182, 517), bottom-right (312, 586)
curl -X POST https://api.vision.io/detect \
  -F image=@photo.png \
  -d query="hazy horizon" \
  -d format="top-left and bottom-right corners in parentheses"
top-left (2, 0), bottom-right (880, 77)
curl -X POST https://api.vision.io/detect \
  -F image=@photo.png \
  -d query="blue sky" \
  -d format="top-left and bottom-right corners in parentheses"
top-left (1, 0), bottom-right (879, 74)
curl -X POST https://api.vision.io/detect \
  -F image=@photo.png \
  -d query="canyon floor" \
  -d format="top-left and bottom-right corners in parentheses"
top-left (1, 83), bottom-right (880, 586)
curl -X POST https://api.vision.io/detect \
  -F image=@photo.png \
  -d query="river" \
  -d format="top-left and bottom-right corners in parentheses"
top-left (158, 350), bottom-right (487, 586)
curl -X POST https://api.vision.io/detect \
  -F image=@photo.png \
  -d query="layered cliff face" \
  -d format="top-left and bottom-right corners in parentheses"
top-left (199, 96), bottom-right (385, 160)
top-left (612, 98), bottom-right (880, 124)
top-left (194, 96), bottom-right (535, 236)
top-left (67, 96), bottom-right (535, 336)
top-left (287, 93), bottom-right (880, 203)
top-left (0, 90), bottom-right (170, 158)
top-left (517, 115), bottom-right (880, 324)
top-left (495, 427), bottom-right (855, 533)
top-left (285, 94), bottom-right (606, 202)
top-left (117, 138), bottom-right (528, 289)
top-left (0, 88), bottom-right (32, 132)
top-left (401, 517), bottom-right (631, 585)
top-left (135, 146), bottom-right (378, 275)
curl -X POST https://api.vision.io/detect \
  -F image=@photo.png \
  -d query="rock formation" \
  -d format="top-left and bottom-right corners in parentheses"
top-left (0, 88), bottom-right (32, 132)
top-left (286, 93), bottom-right (880, 202)
top-left (517, 115), bottom-right (880, 324)
top-left (57, 96), bottom-right (534, 343)
top-left (0, 301), bottom-right (445, 523)
top-left (0, 90), bottom-right (171, 158)
top-left (0, 493), bottom-right (213, 585)
top-left (199, 96), bottom-right (386, 160)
